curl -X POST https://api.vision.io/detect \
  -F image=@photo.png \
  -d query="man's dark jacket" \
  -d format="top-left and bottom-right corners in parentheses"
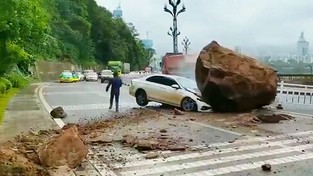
top-left (106, 77), bottom-right (122, 95)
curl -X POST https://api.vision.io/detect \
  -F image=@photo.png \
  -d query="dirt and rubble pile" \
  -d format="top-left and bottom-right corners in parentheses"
top-left (231, 112), bottom-right (294, 127)
top-left (195, 41), bottom-right (278, 112)
top-left (0, 130), bottom-right (59, 176)
top-left (37, 125), bottom-right (88, 169)
top-left (0, 147), bottom-right (49, 176)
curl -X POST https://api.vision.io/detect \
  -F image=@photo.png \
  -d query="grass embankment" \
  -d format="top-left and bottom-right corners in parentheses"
top-left (0, 88), bottom-right (20, 123)
top-left (0, 73), bottom-right (29, 123)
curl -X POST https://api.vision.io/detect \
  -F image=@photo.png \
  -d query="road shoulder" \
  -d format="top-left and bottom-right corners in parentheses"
top-left (0, 83), bottom-right (58, 143)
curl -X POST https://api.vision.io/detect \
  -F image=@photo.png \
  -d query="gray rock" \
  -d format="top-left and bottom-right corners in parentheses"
top-left (50, 106), bottom-right (67, 118)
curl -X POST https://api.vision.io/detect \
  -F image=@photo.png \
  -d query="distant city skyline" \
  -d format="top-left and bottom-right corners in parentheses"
top-left (95, 0), bottom-right (313, 57)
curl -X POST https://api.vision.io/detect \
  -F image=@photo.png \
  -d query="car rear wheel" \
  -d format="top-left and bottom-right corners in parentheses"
top-left (136, 90), bottom-right (148, 106)
top-left (181, 97), bottom-right (197, 112)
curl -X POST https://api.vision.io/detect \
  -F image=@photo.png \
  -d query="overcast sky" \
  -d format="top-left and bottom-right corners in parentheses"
top-left (95, 0), bottom-right (313, 57)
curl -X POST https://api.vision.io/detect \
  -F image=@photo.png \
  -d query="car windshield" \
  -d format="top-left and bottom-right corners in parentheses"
top-left (62, 72), bottom-right (72, 77)
top-left (101, 70), bottom-right (112, 75)
top-left (87, 72), bottom-right (97, 76)
top-left (175, 77), bottom-right (198, 90)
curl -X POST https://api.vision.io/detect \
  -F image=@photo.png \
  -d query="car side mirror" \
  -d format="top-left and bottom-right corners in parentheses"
top-left (171, 84), bottom-right (180, 89)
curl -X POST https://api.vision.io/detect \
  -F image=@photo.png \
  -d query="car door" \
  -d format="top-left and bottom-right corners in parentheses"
top-left (160, 77), bottom-right (185, 106)
top-left (144, 76), bottom-right (167, 101)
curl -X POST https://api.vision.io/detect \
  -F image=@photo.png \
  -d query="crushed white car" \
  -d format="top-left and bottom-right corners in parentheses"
top-left (129, 74), bottom-right (211, 112)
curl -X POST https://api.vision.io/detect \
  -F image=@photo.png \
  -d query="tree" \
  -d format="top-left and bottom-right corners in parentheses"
top-left (0, 0), bottom-right (51, 75)
top-left (0, 0), bottom-right (148, 75)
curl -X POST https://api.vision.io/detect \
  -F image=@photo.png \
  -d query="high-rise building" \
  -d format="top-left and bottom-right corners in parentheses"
top-left (234, 46), bottom-right (241, 54)
top-left (141, 31), bottom-right (153, 49)
top-left (297, 32), bottom-right (309, 56)
top-left (113, 3), bottom-right (123, 18)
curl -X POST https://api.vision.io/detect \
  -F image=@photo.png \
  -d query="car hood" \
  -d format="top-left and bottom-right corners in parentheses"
top-left (185, 88), bottom-right (202, 98)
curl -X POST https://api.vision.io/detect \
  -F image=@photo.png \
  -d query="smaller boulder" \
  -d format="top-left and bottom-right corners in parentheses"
top-left (159, 129), bottom-right (167, 133)
top-left (276, 104), bottom-right (283, 110)
top-left (50, 107), bottom-right (67, 118)
top-left (122, 135), bottom-right (138, 147)
top-left (168, 145), bottom-right (186, 151)
top-left (145, 152), bottom-right (159, 159)
top-left (136, 140), bottom-right (159, 151)
top-left (89, 135), bottom-right (113, 144)
top-left (261, 164), bottom-right (271, 171)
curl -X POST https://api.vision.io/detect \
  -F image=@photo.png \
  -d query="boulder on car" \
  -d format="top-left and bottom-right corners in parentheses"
top-left (195, 41), bottom-right (278, 112)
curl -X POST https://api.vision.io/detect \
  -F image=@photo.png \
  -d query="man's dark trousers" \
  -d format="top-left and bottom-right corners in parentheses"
top-left (106, 77), bottom-right (122, 112)
top-left (109, 93), bottom-right (119, 111)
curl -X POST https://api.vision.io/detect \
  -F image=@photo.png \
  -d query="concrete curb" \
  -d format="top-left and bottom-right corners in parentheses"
top-left (37, 83), bottom-right (66, 128)
top-left (37, 82), bottom-right (117, 176)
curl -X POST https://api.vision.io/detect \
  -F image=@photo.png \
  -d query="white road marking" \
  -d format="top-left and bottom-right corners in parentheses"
top-left (180, 153), bottom-right (313, 176)
top-left (88, 150), bottom-right (118, 176)
top-left (116, 130), bottom-right (313, 165)
top-left (275, 110), bottom-right (313, 119)
top-left (38, 84), bottom-right (66, 128)
top-left (120, 144), bottom-right (313, 176)
top-left (43, 91), bottom-right (100, 95)
top-left (50, 103), bottom-right (137, 111)
top-left (189, 121), bottom-right (242, 136)
top-left (115, 135), bottom-right (313, 169)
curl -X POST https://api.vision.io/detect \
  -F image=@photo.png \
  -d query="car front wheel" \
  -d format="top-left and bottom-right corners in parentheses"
top-left (136, 90), bottom-right (148, 106)
top-left (181, 97), bottom-right (197, 112)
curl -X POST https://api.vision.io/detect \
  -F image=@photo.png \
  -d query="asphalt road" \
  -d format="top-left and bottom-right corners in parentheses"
top-left (42, 81), bottom-right (141, 124)
top-left (40, 79), bottom-right (313, 176)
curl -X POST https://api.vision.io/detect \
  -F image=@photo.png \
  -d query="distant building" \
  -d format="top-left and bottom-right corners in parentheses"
top-left (296, 32), bottom-right (310, 63)
top-left (141, 39), bottom-right (153, 49)
top-left (297, 32), bottom-right (309, 56)
top-left (234, 46), bottom-right (241, 54)
top-left (113, 3), bottom-right (123, 18)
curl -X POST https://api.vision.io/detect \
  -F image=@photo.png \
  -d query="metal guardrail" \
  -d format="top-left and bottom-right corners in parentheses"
top-left (277, 81), bottom-right (313, 105)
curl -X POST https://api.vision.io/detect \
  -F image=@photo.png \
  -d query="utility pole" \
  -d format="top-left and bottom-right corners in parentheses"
top-left (164, 0), bottom-right (186, 53)
top-left (181, 36), bottom-right (191, 54)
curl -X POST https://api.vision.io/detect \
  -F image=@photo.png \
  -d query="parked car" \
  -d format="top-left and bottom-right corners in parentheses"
top-left (72, 72), bottom-right (80, 82)
top-left (83, 70), bottom-right (94, 80)
top-left (85, 72), bottom-right (98, 81)
top-left (99, 70), bottom-right (114, 83)
top-left (76, 72), bottom-right (85, 81)
top-left (129, 74), bottom-right (211, 112)
top-left (59, 71), bottom-right (75, 83)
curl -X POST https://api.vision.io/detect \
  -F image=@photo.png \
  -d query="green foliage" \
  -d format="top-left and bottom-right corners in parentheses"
top-left (0, 81), bottom-right (6, 94)
top-left (5, 73), bottom-right (29, 88)
top-left (0, 0), bottom-right (149, 75)
top-left (0, 78), bottom-right (12, 93)
top-left (262, 59), bottom-right (313, 74)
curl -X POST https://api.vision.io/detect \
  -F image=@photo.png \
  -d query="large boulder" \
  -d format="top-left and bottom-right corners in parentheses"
top-left (37, 125), bottom-right (88, 168)
top-left (195, 41), bottom-right (278, 112)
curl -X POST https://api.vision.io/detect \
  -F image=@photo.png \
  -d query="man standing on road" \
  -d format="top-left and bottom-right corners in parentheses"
top-left (106, 72), bottom-right (123, 112)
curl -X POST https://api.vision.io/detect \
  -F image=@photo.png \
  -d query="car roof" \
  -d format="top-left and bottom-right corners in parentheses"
top-left (145, 74), bottom-right (188, 80)
top-left (143, 73), bottom-right (192, 80)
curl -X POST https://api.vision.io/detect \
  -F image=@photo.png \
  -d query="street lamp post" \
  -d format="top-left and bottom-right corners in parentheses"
top-left (164, 0), bottom-right (186, 53)
top-left (182, 36), bottom-right (191, 54)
